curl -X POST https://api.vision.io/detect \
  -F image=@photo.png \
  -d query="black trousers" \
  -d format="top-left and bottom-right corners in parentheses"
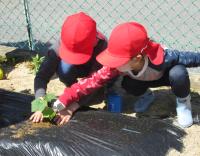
top-left (122, 65), bottom-right (190, 98)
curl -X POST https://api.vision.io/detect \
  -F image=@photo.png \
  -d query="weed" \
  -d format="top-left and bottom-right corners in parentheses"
top-left (30, 54), bottom-right (45, 74)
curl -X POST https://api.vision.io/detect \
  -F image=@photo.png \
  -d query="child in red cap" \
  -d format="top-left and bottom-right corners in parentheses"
top-left (53, 22), bottom-right (200, 128)
top-left (29, 12), bottom-right (107, 123)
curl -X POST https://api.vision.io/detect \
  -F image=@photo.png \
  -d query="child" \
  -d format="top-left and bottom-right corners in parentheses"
top-left (53, 22), bottom-right (200, 128)
top-left (29, 12), bottom-right (107, 123)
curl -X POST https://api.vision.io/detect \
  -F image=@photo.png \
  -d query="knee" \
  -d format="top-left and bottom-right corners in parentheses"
top-left (121, 76), bottom-right (147, 96)
top-left (169, 65), bottom-right (189, 85)
top-left (121, 77), bottom-right (131, 92)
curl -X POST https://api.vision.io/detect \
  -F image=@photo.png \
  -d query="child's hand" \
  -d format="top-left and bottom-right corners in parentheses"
top-left (54, 108), bottom-right (73, 125)
top-left (54, 102), bottom-right (80, 125)
top-left (29, 111), bottom-right (43, 123)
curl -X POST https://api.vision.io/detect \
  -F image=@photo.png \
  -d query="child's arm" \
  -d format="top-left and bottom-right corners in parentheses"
top-left (34, 50), bottom-right (60, 99)
top-left (30, 50), bottom-right (60, 123)
top-left (163, 49), bottom-right (200, 68)
top-left (53, 66), bottom-right (119, 111)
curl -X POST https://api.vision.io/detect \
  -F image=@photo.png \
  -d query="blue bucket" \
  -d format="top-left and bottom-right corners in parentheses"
top-left (107, 93), bottom-right (122, 113)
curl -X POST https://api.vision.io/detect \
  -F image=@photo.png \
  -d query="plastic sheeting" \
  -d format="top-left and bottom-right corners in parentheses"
top-left (0, 89), bottom-right (186, 156)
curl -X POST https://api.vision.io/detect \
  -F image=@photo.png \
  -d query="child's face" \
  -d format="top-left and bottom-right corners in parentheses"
top-left (116, 54), bottom-right (144, 72)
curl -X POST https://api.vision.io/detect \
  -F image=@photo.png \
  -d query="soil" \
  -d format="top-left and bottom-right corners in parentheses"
top-left (9, 121), bottom-right (53, 139)
top-left (0, 46), bottom-right (200, 156)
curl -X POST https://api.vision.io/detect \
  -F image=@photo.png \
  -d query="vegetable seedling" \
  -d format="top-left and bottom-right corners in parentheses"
top-left (31, 93), bottom-right (57, 121)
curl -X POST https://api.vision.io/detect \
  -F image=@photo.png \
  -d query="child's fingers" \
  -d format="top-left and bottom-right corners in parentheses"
top-left (60, 115), bottom-right (71, 125)
top-left (65, 116), bottom-right (71, 123)
top-left (30, 112), bottom-right (42, 122)
top-left (33, 116), bottom-right (39, 122)
top-left (40, 116), bottom-right (43, 122)
top-left (59, 118), bottom-right (66, 125)
top-left (29, 114), bottom-right (34, 120)
top-left (32, 116), bottom-right (36, 122)
top-left (31, 116), bottom-right (38, 122)
top-left (33, 115), bottom-right (40, 123)
top-left (36, 115), bottom-right (42, 123)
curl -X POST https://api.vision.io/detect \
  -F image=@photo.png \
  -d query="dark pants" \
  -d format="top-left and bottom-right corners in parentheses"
top-left (122, 65), bottom-right (190, 98)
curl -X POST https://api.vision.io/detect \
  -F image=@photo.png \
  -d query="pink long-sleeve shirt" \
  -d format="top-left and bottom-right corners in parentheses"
top-left (58, 66), bottom-right (119, 106)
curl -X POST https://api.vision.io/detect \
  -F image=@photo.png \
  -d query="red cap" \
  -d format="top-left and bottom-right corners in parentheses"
top-left (59, 12), bottom-right (97, 64)
top-left (97, 22), bottom-right (164, 68)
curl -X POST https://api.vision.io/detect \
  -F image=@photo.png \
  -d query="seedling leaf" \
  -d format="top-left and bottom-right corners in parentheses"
top-left (44, 93), bottom-right (56, 103)
top-left (31, 98), bottom-right (47, 112)
top-left (42, 107), bottom-right (56, 120)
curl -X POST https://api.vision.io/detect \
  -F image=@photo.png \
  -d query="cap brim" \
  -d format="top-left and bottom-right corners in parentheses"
top-left (59, 40), bottom-right (92, 65)
top-left (96, 49), bottom-right (131, 68)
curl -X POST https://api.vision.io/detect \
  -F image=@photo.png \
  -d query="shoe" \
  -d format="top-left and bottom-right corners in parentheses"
top-left (134, 89), bottom-right (155, 112)
top-left (176, 95), bottom-right (193, 128)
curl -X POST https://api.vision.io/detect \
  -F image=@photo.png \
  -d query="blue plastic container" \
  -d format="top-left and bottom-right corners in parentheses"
top-left (107, 93), bottom-right (122, 113)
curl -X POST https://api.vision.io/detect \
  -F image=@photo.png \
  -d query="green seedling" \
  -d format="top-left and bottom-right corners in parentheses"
top-left (43, 93), bottom-right (56, 102)
top-left (43, 107), bottom-right (56, 121)
top-left (31, 98), bottom-right (47, 112)
top-left (31, 93), bottom-right (57, 121)
top-left (31, 54), bottom-right (45, 74)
